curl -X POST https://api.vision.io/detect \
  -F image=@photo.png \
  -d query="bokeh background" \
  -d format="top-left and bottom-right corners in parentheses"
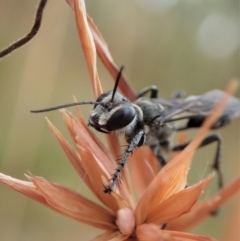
top-left (0, 0), bottom-right (239, 240)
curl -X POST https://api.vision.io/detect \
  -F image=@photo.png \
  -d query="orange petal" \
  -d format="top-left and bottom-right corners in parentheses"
top-left (167, 176), bottom-right (240, 231)
top-left (86, 16), bottom-right (136, 101)
top-left (68, 106), bottom-right (113, 165)
top-left (136, 224), bottom-right (217, 241)
top-left (223, 194), bottom-right (240, 241)
top-left (63, 110), bottom-right (114, 174)
top-left (79, 143), bottom-right (133, 211)
top-left (72, 0), bottom-right (102, 97)
top-left (130, 147), bottom-right (158, 198)
top-left (0, 173), bottom-right (50, 206)
top-left (77, 144), bottom-right (122, 211)
top-left (146, 176), bottom-right (212, 224)
top-left (171, 131), bottom-right (187, 158)
top-left (105, 132), bottom-right (121, 166)
top-left (46, 118), bottom-right (95, 191)
top-left (30, 175), bottom-right (116, 230)
top-left (134, 142), bottom-right (193, 225)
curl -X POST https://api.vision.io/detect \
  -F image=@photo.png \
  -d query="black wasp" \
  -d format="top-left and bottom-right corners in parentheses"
top-left (30, 67), bottom-right (240, 193)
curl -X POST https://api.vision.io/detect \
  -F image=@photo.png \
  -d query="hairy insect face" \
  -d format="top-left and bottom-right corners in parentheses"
top-left (88, 91), bottom-right (137, 133)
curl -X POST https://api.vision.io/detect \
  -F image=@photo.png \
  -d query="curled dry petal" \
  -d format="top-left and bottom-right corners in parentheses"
top-left (116, 208), bottom-right (135, 235)
top-left (136, 224), bottom-right (218, 241)
top-left (167, 176), bottom-right (240, 231)
top-left (146, 175), bottom-right (213, 225)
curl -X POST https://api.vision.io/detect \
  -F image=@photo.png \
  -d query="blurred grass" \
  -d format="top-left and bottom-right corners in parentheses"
top-left (0, 0), bottom-right (239, 241)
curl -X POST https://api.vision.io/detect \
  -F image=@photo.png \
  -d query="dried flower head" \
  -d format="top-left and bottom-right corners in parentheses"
top-left (0, 0), bottom-right (239, 241)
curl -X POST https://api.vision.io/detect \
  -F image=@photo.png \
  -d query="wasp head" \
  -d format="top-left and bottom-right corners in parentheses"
top-left (88, 91), bottom-right (136, 133)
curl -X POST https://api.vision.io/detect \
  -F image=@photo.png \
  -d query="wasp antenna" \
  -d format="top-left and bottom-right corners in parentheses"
top-left (30, 101), bottom-right (100, 113)
top-left (110, 66), bottom-right (124, 102)
top-left (0, 0), bottom-right (48, 58)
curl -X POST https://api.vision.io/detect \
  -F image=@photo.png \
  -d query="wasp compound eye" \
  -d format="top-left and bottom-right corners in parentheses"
top-left (106, 104), bottom-right (136, 131)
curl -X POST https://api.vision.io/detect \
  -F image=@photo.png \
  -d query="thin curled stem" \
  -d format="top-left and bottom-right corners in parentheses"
top-left (0, 0), bottom-right (48, 58)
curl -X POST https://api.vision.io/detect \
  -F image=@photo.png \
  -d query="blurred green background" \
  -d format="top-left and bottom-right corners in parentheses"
top-left (0, 0), bottom-right (239, 240)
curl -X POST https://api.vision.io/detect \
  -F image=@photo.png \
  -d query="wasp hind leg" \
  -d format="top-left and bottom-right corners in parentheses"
top-left (172, 133), bottom-right (223, 189)
top-left (172, 133), bottom-right (223, 215)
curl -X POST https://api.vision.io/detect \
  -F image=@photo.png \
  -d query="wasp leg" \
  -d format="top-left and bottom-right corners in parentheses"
top-left (149, 141), bottom-right (170, 167)
top-left (155, 153), bottom-right (167, 167)
top-left (104, 129), bottom-right (145, 193)
top-left (136, 87), bottom-right (185, 99)
top-left (171, 89), bottom-right (185, 99)
top-left (136, 86), bottom-right (159, 98)
top-left (172, 133), bottom-right (223, 189)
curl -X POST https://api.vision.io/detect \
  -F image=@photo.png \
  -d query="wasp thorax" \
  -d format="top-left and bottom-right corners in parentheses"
top-left (88, 91), bottom-right (136, 133)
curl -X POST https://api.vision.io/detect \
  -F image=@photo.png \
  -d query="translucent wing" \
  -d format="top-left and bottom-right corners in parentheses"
top-left (162, 90), bottom-right (240, 129)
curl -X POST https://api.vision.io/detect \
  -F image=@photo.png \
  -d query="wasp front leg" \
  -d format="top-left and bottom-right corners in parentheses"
top-left (104, 129), bottom-right (146, 193)
top-left (137, 86), bottom-right (185, 100)
top-left (136, 86), bottom-right (159, 98)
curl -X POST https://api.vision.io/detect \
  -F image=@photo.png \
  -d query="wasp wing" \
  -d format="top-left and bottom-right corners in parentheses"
top-left (161, 90), bottom-right (240, 129)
